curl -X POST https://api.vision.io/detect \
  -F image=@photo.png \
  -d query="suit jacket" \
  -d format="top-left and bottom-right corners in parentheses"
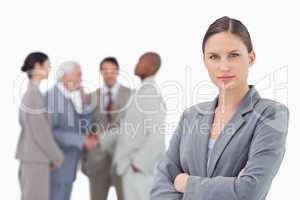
top-left (151, 85), bottom-right (289, 200)
top-left (47, 85), bottom-right (90, 183)
top-left (82, 84), bottom-right (132, 176)
top-left (101, 76), bottom-right (167, 176)
top-left (15, 81), bottom-right (64, 166)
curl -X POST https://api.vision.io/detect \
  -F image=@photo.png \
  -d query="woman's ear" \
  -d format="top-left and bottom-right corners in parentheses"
top-left (249, 51), bottom-right (256, 67)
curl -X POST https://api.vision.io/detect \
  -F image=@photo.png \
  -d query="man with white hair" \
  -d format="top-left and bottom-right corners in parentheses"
top-left (46, 61), bottom-right (99, 200)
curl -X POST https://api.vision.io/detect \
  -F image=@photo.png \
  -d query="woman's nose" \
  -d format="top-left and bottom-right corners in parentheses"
top-left (218, 58), bottom-right (230, 72)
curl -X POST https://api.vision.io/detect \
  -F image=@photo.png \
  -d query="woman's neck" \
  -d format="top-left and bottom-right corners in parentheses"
top-left (217, 84), bottom-right (249, 113)
top-left (30, 76), bottom-right (43, 85)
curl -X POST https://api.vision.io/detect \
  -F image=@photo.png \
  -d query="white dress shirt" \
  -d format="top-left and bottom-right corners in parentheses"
top-left (57, 83), bottom-right (83, 113)
top-left (101, 82), bottom-right (120, 109)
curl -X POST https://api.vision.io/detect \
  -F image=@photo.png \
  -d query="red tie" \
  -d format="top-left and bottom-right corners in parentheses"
top-left (106, 90), bottom-right (113, 122)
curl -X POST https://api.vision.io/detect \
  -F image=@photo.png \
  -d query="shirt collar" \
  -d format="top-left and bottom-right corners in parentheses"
top-left (142, 75), bottom-right (156, 83)
top-left (57, 82), bottom-right (73, 99)
top-left (103, 82), bottom-right (120, 95)
top-left (56, 82), bottom-right (83, 113)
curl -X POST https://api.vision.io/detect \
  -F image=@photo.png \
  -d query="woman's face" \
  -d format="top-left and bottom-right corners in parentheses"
top-left (203, 32), bottom-right (255, 90)
top-left (35, 59), bottom-right (51, 79)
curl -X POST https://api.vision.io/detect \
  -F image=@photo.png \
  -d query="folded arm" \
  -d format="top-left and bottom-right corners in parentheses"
top-left (182, 104), bottom-right (289, 200)
top-left (151, 113), bottom-right (185, 200)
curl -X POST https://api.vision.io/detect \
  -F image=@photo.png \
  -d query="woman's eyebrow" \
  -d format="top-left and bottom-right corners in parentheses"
top-left (228, 49), bottom-right (240, 53)
top-left (206, 52), bottom-right (218, 55)
top-left (206, 49), bottom-right (240, 55)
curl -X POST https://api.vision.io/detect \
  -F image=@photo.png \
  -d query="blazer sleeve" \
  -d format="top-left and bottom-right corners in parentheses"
top-left (51, 112), bottom-right (85, 150)
top-left (182, 103), bottom-right (289, 200)
top-left (26, 92), bottom-right (64, 167)
top-left (150, 113), bottom-right (185, 200)
top-left (46, 91), bottom-right (85, 151)
top-left (131, 88), bottom-right (167, 173)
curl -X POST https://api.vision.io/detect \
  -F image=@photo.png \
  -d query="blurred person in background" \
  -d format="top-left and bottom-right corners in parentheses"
top-left (16, 52), bottom-right (64, 200)
top-left (101, 52), bottom-right (166, 200)
top-left (82, 57), bottom-right (132, 200)
top-left (47, 61), bottom-right (99, 200)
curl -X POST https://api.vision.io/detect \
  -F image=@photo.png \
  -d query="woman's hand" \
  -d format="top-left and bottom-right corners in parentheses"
top-left (174, 173), bottom-right (189, 193)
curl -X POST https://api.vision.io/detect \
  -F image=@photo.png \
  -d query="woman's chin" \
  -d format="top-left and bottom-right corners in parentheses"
top-left (217, 80), bottom-right (237, 90)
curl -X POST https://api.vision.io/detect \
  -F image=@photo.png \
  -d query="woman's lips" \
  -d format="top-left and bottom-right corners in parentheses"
top-left (218, 75), bottom-right (235, 81)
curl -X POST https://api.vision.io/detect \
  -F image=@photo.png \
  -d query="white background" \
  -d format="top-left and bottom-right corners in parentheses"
top-left (0, 0), bottom-right (299, 199)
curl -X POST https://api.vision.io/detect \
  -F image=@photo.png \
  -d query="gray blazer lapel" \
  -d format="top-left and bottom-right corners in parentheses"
top-left (111, 85), bottom-right (131, 122)
top-left (207, 113), bottom-right (246, 176)
top-left (92, 85), bottom-right (130, 126)
top-left (114, 85), bottom-right (127, 111)
top-left (192, 99), bottom-right (218, 176)
top-left (94, 89), bottom-right (101, 113)
top-left (207, 86), bottom-right (261, 177)
top-left (195, 114), bottom-right (212, 176)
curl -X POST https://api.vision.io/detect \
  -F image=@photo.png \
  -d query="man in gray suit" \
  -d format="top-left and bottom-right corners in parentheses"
top-left (82, 57), bottom-right (132, 200)
top-left (47, 61), bottom-right (99, 200)
top-left (101, 52), bottom-right (167, 200)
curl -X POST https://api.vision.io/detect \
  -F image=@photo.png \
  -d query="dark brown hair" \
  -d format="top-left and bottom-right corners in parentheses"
top-left (21, 52), bottom-right (49, 79)
top-left (202, 16), bottom-right (253, 53)
top-left (100, 57), bottom-right (119, 71)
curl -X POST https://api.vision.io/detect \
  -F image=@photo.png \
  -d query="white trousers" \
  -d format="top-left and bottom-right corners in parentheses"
top-left (122, 167), bottom-right (153, 200)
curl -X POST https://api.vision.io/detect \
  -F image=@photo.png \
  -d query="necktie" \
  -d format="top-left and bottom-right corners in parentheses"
top-left (106, 90), bottom-right (113, 122)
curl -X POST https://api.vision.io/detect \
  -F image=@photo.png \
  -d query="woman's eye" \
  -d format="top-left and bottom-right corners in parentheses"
top-left (229, 53), bottom-right (239, 58)
top-left (209, 55), bottom-right (218, 60)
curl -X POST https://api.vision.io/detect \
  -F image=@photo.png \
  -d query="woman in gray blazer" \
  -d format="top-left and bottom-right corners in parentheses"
top-left (151, 16), bottom-right (289, 200)
top-left (16, 52), bottom-right (64, 200)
